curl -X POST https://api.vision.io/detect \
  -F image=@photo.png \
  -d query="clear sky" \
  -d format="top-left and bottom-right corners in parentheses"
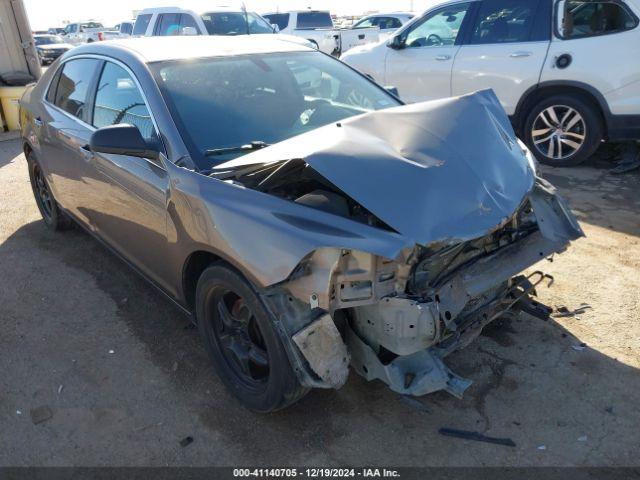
top-left (24, 0), bottom-right (442, 30)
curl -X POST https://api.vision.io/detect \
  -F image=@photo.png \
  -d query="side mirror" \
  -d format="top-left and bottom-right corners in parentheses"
top-left (90, 124), bottom-right (160, 161)
top-left (181, 26), bottom-right (198, 36)
top-left (271, 23), bottom-right (280, 33)
top-left (384, 86), bottom-right (399, 98)
top-left (387, 34), bottom-right (405, 50)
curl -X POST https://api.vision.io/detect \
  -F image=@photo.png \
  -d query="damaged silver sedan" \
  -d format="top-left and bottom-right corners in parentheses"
top-left (20, 36), bottom-right (583, 412)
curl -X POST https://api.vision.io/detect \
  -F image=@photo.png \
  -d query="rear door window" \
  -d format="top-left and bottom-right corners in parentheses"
top-left (120, 22), bottom-right (133, 35)
top-left (133, 14), bottom-right (152, 35)
top-left (377, 17), bottom-right (403, 29)
top-left (296, 12), bottom-right (333, 29)
top-left (155, 13), bottom-right (182, 36)
top-left (263, 13), bottom-right (289, 30)
top-left (469, 0), bottom-right (541, 44)
top-left (52, 58), bottom-right (101, 121)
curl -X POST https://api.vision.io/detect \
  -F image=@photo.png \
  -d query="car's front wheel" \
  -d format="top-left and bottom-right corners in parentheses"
top-left (27, 152), bottom-right (72, 231)
top-left (524, 94), bottom-right (603, 167)
top-left (196, 264), bottom-right (308, 412)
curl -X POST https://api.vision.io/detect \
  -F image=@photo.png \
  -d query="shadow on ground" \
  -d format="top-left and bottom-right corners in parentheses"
top-left (540, 145), bottom-right (640, 238)
top-left (0, 138), bottom-right (22, 169)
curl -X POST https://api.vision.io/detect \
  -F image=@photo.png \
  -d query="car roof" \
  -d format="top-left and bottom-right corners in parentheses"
top-left (138, 6), bottom-right (248, 14)
top-left (264, 10), bottom-right (330, 14)
top-left (365, 12), bottom-right (414, 17)
top-left (70, 35), bottom-right (312, 63)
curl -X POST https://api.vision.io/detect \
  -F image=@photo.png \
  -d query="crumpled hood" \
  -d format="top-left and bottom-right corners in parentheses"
top-left (216, 90), bottom-right (535, 246)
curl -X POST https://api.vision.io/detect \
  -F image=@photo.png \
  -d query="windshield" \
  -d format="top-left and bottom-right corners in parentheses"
top-left (35, 35), bottom-right (64, 45)
top-left (201, 11), bottom-right (274, 35)
top-left (152, 52), bottom-right (399, 170)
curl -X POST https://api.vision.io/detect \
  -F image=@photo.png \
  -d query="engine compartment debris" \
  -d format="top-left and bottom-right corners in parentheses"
top-left (204, 91), bottom-right (585, 399)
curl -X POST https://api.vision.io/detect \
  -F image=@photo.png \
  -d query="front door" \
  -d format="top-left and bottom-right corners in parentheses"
top-left (452, 0), bottom-right (551, 115)
top-left (87, 61), bottom-right (173, 293)
top-left (384, 2), bottom-right (474, 103)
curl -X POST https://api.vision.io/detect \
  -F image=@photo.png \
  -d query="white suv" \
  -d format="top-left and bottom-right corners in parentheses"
top-left (341, 0), bottom-right (640, 166)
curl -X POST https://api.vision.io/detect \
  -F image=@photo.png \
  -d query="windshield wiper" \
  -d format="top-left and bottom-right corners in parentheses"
top-left (204, 141), bottom-right (270, 157)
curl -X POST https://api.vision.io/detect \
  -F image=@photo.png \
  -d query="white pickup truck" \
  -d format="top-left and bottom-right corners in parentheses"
top-left (62, 22), bottom-right (119, 44)
top-left (132, 7), bottom-right (315, 49)
top-left (262, 10), bottom-right (379, 55)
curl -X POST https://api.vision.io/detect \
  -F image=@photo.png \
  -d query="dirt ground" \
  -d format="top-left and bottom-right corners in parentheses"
top-left (1, 134), bottom-right (639, 467)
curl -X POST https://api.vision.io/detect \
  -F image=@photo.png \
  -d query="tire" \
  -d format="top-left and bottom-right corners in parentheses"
top-left (196, 264), bottom-right (308, 412)
top-left (523, 94), bottom-right (603, 167)
top-left (27, 152), bottom-right (73, 231)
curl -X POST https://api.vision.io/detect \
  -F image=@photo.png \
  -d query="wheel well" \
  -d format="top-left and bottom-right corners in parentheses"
top-left (23, 142), bottom-right (33, 158)
top-left (182, 251), bottom-right (222, 310)
top-left (515, 85), bottom-right (607, 137)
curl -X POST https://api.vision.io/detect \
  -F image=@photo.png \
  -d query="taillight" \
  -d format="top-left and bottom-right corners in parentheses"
top-left (98, 32), bottom-right (104, 41)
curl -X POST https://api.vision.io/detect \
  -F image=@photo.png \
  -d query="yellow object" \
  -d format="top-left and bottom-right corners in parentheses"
top-left (0, 86), bottom-right (27, 131)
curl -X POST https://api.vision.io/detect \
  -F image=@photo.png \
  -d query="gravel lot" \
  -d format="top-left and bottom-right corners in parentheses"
top-left (1, 134), bottom-right (639, 467)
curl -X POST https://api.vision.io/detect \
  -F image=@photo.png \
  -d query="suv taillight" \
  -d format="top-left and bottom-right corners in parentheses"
top-left (98, 32), bottom-right (104, 41)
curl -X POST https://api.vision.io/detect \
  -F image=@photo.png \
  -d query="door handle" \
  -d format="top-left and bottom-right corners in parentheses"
top-left (79, 144), bottom-right (94, 161)
top-left (358, 34), bottom-right (365, 40)
top-left (510, 51), bottom-right (532, 58)
top-left (435, 54), bottom-right (451, 61)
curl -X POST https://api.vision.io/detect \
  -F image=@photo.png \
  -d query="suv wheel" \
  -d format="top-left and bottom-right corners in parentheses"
top-left (196, 264), bottom-right (309, 412)
top-left (524, 94), bottom-right (603, 167)
top-left (27, 153), bottom-right (72, 231)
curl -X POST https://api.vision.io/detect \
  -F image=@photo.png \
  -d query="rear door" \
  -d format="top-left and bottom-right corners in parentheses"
top-left (451, 0), bottom-right (551, 115)
top-left (40, 58), bottom-right (102, 226)
top-left (88, 60), bottom-right (173, 290)
top-left (384, 2), bottom-right (475, 103)
top-left (153, 13), bottom-right (183, 36)
top-left (542, 0), bottom-right (640, 115)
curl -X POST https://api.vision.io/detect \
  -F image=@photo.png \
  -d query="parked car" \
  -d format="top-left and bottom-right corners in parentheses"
top-left (341, 0), bottom-right (640, 167)
top-left (351, 12), bottom-right (415, 40)
top-left (33, 34), bottom-right (73, 65)
top-left (132, 7), bottom-right (314, 50)
top-left (20, 36), bottom-right (582, 412)
top-left (113, 21), bottom-right (134, 37)
top-left (262, 10), bottom-right (379, 55)
top-left (134, 6), bottom-right (276, 37)
top-left (62, 21), bottom-right (116, 44)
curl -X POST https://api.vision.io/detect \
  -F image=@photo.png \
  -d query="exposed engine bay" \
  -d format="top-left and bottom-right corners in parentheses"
top-left (206, 90), bottom-right (584, 398)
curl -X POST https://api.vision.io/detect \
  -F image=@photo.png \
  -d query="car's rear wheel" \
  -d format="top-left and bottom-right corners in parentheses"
top-left (27, 153), bottom-right (72, 231)
top-left (196, 264), bottom-right (308, 412)
top-left (524, 94), bottom-right (603, 167)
